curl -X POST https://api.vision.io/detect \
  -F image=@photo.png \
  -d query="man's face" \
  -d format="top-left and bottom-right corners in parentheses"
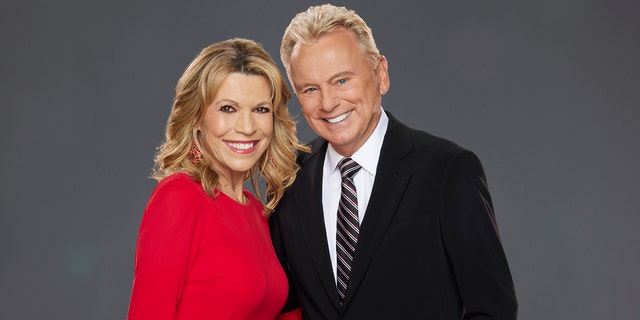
top-left (288, 29), bottom-right (389, 156)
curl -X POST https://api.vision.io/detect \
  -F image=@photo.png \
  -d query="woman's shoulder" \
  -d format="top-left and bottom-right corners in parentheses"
top-left (141, 173), bottom-right (206, 233)
top-left (157, 172), bottom-right (199, 188)
top-left (149, 172), bottom-right (204, 202)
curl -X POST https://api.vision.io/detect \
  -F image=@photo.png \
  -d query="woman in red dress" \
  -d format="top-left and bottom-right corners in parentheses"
top-left (128, 38), bottom-right (306, 320)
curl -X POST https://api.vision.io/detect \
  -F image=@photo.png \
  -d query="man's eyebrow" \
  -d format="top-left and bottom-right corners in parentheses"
top-left (328, 71), bottom-right (355, 81)
top-left (294, 70), bottom-right (356, 91)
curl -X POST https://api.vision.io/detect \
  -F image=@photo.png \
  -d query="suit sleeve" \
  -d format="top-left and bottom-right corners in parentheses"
top-left (269, 209), bottom-right (300, 313)
top-left (128, 179), bottom-right (201, 320)
top-left (441, 151), bottom-right (518, 319)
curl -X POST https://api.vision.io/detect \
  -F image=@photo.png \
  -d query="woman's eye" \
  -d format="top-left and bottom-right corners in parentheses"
top-left (255, 106), bottom-right (271, 113)
top-left (220, 105), bottom-right (235, 112)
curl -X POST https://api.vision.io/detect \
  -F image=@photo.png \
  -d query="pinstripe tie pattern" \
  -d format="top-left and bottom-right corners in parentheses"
top-left (336, 157), bottom-right (361, 304)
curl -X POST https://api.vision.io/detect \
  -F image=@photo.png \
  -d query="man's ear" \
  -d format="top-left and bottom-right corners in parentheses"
top-left (377, 55), bottom-right (390, 95)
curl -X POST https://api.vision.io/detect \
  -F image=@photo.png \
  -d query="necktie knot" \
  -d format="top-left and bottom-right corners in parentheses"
top-left (338, 157), bottom-right (361, 180)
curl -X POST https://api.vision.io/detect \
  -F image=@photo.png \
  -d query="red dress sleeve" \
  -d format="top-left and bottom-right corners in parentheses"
top-left (128, 177), bottom-right (202, 320)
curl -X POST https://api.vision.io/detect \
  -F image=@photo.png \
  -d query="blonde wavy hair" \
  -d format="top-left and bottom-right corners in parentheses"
top-left (280, 4), bottom-right (381, 74)
top-left (153, 38), bottom-right (309, 214)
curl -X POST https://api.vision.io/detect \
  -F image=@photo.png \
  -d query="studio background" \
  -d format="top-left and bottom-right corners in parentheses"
top-left (1, 0), bottom-right (638, 319)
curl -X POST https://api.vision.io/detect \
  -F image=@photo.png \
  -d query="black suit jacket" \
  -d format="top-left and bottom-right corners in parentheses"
top-left (270, 112), bottom-right (517, 319)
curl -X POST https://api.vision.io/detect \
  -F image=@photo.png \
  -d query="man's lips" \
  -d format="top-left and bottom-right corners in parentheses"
top-left (325, 110), bottom-right (352, 124)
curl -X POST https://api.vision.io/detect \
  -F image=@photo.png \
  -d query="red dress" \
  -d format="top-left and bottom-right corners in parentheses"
top-left (128, 173), bottom-right (288, 320)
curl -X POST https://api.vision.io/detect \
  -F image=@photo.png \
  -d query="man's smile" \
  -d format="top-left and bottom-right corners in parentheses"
top-left (325, 110), bottom-right (352, 124)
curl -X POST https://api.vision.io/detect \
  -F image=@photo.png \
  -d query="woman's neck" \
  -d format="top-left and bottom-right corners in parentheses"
top-left (217, 173), bottom-right (248, 204)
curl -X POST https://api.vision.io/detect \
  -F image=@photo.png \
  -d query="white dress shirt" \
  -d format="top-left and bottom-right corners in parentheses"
top-left (322, 109), bottom-right (389, 282)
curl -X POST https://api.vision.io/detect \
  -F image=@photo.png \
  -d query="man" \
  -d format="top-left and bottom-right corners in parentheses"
top-left (270, 4), bottom-right (518, 319)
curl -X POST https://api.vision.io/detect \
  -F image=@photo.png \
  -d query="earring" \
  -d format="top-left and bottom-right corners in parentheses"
top-left (188, 143), bottom-right (202, 165)
top-left (268, 152), bottom-right (276, 167)
top-left (261, 152), bottom-right (276, 172)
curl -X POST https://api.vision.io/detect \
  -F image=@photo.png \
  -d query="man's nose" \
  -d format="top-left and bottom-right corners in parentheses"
top-left (320, 89), bottom-right (339, 111)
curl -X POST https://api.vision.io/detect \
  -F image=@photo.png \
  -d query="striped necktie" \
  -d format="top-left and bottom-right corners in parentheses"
top-left (336, 157), bottom-right (361, 304)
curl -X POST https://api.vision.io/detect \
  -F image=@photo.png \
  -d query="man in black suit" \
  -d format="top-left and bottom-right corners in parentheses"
top-left (270, 4), bottom-right (518, 319)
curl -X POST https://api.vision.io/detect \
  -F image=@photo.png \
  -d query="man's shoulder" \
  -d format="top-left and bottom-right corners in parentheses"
top-left (410, 127), bottom-right (466, 154)
top-left (386, 113), bottom-right (467, 157)
top-left (296, 136), bottom-right (327, 165)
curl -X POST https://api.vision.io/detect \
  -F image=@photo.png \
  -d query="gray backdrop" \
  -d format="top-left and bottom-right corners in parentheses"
top-left (1, 0), bottom-right (638, 319)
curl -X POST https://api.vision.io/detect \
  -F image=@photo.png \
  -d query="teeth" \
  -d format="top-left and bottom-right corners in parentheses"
top-left (227, 142), bottom-right (255, 150)
top-left (326, 111), bottom-right (352, 124)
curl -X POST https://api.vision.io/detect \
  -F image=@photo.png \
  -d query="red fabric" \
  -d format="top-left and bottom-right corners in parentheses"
top-left (128, 173), bottom-right (288, 320)
top-left (275, 308), bottom-right (302, 320)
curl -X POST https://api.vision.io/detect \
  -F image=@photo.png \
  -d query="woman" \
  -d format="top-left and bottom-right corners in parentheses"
top-left (128, 38), bottom-right (306, 319)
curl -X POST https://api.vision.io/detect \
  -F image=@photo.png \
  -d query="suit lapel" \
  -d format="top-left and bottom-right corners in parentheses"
top-left (292, 140), bottom-right (342, 309)
top-left (342, 113), bottom-right (414, 307)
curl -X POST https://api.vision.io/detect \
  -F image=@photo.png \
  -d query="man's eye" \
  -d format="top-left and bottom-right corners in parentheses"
top-left (336, 79), bottom-right (348, 85)
top-left (303, 87), bottom-right (317, 94)
top-left (220, 105), bottom-right (235, 112)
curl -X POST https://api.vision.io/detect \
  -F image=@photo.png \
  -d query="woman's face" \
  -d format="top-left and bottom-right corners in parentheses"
top-left (197, 72), bottom-right (273, 179)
